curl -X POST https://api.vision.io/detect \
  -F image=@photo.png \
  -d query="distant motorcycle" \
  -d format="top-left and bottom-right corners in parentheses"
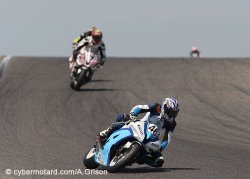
top-left (83, 120), bottom-right (161, 173)
top-left (69, 46), bottom-right (101, 90)
top-left (190, 47), bottom-right (200, 57)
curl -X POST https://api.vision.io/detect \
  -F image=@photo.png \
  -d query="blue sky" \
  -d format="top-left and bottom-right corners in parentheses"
top-left (0, 0), bottom-right (249, 57)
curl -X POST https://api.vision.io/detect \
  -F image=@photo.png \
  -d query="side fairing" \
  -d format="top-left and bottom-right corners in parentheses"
top-left (95, 128), bottom-right (134, 166)
top-left (127, 121), bottom-right (148, 142)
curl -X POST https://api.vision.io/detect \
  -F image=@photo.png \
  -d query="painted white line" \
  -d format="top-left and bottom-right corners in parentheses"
top-left (0, 56), bottom-right (12, 78)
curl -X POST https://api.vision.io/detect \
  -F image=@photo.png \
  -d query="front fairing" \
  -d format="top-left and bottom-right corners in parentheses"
top-left (95, 128), bottom-right (134, 166)
top-left (94, 121), bottom-right (161, 167)
top-left (126, 121), bottom-right (148, 142)
top-left (77, 46), bottom-right (101, 70)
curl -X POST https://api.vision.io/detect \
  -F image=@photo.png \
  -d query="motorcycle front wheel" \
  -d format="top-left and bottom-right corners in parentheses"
top-left (70, 69), bottom-right (88, 91)
top-left (83, 148), bottom-right (99, 169)
top-left (107, 142), bottom-right (141, 173)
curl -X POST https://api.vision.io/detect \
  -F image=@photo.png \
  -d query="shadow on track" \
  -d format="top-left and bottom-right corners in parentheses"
top-left (120, 167), bottom-right (200, 173)
top-left (91, 79), bottom-right (113, 82)
top-left (78, 88), bottom-right (120, 92)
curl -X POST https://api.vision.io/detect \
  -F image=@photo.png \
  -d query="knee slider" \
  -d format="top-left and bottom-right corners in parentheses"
top-left (155, 156), bottom-right (164, 167)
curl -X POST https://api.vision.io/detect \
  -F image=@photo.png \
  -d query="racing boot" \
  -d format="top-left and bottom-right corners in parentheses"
top-left (152, 156), bottom-right (164, 167)
top-left (96, 124), bottom-right (117, 148)
top-left (70, 67), bottom-right (77, 79)
top-left (137, 154), bottom-right (164, 167)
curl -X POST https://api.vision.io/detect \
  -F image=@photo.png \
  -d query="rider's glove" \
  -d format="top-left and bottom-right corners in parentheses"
top-left (129, 112), bottom-right (138, 122)
top-left (83, 42), bottom-right (89, 46)
top-left (123, 114), bottom-right (130, 122)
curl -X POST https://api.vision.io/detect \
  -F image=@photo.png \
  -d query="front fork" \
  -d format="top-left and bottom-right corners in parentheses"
top-left (85, 69), bottom-right (93, 82)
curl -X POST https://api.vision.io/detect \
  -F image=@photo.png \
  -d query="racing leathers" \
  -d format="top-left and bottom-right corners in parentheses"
top-left (70, 35), bottom-right (106, 66)
top-left (97, 102), bottom-right (177, 167)
top-left (72, 36), bottom-right (106, 63)
top-left (69, 31), bottom-right (106, 80)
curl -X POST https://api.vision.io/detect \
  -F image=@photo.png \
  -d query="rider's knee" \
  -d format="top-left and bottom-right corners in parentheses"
top-left (116, 113), bottom-right (130, 122)
top-left (155, 156), bottom-right (164, 167)
top-left (113, 122), bottom-right (125, 129)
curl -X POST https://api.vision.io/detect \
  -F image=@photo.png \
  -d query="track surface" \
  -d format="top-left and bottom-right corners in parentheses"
top-left (0, 57), bottom-right (250, 179)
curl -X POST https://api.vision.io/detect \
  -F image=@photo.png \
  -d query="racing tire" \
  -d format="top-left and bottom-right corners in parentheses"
top-left (83, 148), bottom-right (99, 169)
top-left (107, 142), bottom-right (141, 173)
top-left (74, 69), bottom-right (88, 91)
top-left (70, 80), bottom-right (75, 90)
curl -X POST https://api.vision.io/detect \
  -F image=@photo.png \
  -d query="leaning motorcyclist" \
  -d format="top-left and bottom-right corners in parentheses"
top-left (69, 27), bottom-right (106, 80)
top-left (96, 98), bottom-right (179, 167)
top-left (190, 46), bottom-right (200, 57)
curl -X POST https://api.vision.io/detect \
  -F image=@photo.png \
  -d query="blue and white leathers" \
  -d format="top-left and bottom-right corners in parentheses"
top-left (94, 120), bottom-right (161, 167)
top-left (141, 112), bottom-right (164, 129)
top-left (130, 103), bottom-right (164, 130)
top-left (130, 103), bottom-right (175, 151)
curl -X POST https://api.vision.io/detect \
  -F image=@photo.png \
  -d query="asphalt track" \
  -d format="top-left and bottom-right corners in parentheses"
top-left (0, 56), bottom-right (250, 179)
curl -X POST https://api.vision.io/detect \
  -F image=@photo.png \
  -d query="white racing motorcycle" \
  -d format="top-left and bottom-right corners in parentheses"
top-left (83, 120), bottom-right (162, 173)
top-left (69, 45), bottom-right (101, 91)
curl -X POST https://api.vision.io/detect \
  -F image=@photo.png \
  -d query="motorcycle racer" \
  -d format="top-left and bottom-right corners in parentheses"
top-left (69, 27), bottom-right (106, 80)
top-left (96, 98), bottom-right (179, 167)
top-left (190, 46), bottom-right (200, 57)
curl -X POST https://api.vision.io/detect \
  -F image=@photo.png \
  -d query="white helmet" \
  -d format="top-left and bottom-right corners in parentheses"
top-left (161, 98), bottom-right (179, 119)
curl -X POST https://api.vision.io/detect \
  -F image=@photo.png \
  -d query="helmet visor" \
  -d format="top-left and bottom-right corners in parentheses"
top-left (92, 35), bottom-right (102, 43)
top-left (167, 109), bottom-right (179, 118)
top-left (164, 105), bottom-right (179, 118)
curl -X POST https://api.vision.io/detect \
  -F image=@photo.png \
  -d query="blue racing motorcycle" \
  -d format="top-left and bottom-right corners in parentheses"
top-left (83, 120), bottom-right (161, 173)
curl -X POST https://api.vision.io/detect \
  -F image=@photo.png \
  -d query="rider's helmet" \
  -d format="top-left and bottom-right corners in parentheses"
top-left (91, 29), bottom-right (103, 44)
top-left (192, 46), bottom-right (198, 52)
top-left (161, 98), bottom-right (179, 119)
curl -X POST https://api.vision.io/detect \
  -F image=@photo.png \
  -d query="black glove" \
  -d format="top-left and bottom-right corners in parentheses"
top-left (83, 42), bottom-right (89, 46)
top-left (129, 112), bottom-right (138, 121)
top-left (123, 114), bottom-right (130, 122)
